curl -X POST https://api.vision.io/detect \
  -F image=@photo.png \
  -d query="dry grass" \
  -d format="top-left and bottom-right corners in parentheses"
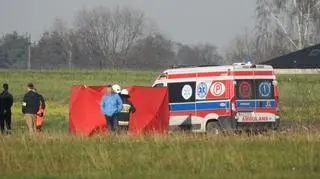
top-left (0, 132), bottom-right (320, 178)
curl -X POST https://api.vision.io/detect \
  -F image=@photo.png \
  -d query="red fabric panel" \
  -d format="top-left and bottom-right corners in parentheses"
top-left (69, 85), bottom-right (169, 136)
top-left (89, 86), bottom-right (107, 93)
top-left (69, 85), bottom-right (83, 133)
top-left (144, 90), bottom-right (169, 133)
top-left (128, 86), bottom-right (169, 135)
top-left (69, 86), bottom-right (106, 135)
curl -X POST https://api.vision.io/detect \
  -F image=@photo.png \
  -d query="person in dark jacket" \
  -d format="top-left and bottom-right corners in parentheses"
top-left (22, 83), bottom-right (40, 134)
top-left (0, 83), bottom-right (13, 135)
top-left (118, 89), bottom-right (136, 132)
top-left (33, 88), bottom-right (45, 110)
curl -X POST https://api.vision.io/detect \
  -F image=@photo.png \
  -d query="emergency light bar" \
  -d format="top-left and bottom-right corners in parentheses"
top-left (233, 62), bottom-right (257, 68)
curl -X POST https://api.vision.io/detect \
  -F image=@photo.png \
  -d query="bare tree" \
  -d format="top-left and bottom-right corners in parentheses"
top-left (52, 18), bottom-right (74, 69)
top-left (126, 33), bottom-right (175, 69)
top-left (74, 6), bottom-right (146, 68)
top-left (176, 43), bottom-right (223, 66)
top-left (225, 29), bottom-right (262, 64)
top-left (195, 44), bottom-right (224, 65)
top-left (226, 32), bottom-right (250, 64)
top-left (255, 0), bottom-right (320, 55)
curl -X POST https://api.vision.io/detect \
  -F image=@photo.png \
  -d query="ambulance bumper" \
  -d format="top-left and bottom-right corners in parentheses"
top-left (219, 116), bottom-right (280, 130)
top-left (236, 120), bottom-right (280, 130)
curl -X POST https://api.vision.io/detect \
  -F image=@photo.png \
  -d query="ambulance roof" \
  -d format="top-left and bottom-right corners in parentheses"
top-left (163, 64), bottom-right (274, 74)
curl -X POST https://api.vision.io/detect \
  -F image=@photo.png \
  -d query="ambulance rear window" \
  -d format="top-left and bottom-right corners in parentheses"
top-left (236, 79), bottom-right (274, 99)
top-left (255, 79), bottom-right (274, 99)
top-left (236, 80), bottom-right (255, 99)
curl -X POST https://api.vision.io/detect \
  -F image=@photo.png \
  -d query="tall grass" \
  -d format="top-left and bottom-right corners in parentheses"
top-left (278, 75), bottom-right (320, 121)
top-left (0, 133), bottom-right (320, 179)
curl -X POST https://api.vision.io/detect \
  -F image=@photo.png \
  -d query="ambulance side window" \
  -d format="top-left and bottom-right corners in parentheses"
top-left (168, 82), bottom-right (196, 103)
top-left (235, 80), bottom-right (255, 99)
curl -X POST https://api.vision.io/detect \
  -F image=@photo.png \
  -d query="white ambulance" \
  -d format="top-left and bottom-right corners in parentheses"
top-left (153, 63), bottom-right (280, 133)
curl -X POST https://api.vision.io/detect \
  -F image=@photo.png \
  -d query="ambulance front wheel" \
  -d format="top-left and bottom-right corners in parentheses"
top-left (206, 121), bottom-right (221, 134)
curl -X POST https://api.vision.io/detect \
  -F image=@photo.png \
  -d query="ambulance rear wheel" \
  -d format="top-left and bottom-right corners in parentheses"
top-left (206, 121), bottom-right (221, 134)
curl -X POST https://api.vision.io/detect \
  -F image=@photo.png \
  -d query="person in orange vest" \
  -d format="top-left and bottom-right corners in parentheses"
top-left (33, 88), bottom-right (46, 132)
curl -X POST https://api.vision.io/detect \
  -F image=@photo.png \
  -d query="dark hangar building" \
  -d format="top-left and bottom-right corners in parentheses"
top-left (262, 44), bottom-right (320, 69)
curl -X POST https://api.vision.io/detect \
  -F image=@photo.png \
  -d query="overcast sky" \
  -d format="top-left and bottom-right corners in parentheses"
top-left (0, 0), bottom-right (256, 48)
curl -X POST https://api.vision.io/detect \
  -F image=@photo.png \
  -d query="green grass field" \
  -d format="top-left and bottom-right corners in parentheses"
top-left (0, 70), bottom-right (320, 178)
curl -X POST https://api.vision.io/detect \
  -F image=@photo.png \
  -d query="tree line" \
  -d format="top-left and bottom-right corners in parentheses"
top-left (1, 0), bottom-right (320, 69)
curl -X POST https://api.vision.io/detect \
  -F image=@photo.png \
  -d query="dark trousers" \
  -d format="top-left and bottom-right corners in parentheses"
top-left (105, 114), bottom-right (118, 132)
top-left (0, 112), bottom-right (11, 134)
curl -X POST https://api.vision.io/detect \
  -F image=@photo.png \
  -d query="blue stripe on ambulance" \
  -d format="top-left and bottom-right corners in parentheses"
top-left (170, 101), bottom-right (230, 112)
top-left (236, 100), bottom-right (276, 108)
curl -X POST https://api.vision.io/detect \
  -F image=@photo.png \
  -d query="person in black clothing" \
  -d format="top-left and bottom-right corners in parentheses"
top-left (0, 83), bottom-right (13, 135)
top-left (35, 89), bottom-right (46, 110)
top-left (22, 83), bottom-right (40, 134)
top-left (118, 89), bottom-right (136, 132)
top-left (32, 88), bottom-right (45, 110)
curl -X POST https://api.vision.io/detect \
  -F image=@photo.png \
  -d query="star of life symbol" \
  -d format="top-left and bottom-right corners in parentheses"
top-left (181, 84), bottom-right (192, 100)
top-left (197, 82), bottom-right (208, 98)
top-left (259, 81), bottom-right (271, 97)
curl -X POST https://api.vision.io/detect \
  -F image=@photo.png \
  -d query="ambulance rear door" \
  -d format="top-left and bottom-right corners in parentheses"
top-left (235, 76), bottom-right (277, 123)
top-left (235, 78), bottom-right (256, 122)
top-left (253, 78), bottom-right (277, 122)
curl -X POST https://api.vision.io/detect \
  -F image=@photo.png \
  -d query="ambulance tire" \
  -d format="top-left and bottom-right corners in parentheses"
top-left (206, 121), bottom-right (221, 134)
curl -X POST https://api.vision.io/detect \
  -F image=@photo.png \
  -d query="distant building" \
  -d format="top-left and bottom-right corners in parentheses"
top-left (262, 44), bottom-right (320, 69)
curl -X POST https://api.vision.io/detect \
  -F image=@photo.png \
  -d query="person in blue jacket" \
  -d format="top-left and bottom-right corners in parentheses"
top-left (100, 84), bottom-right (123, 132)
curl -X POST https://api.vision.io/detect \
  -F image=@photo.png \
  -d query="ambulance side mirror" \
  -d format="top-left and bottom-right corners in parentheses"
top-left (272, 80), bottom-right (278, 86)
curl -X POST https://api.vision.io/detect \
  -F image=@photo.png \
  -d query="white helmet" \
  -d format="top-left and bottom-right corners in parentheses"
top-left (112, 84), bottom-right (121, 93)
top-left (121, 89), bottom-right (129, 96)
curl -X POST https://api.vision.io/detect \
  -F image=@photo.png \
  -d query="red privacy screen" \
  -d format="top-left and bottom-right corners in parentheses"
top-left (69, 85), bottom-right (169, 136)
